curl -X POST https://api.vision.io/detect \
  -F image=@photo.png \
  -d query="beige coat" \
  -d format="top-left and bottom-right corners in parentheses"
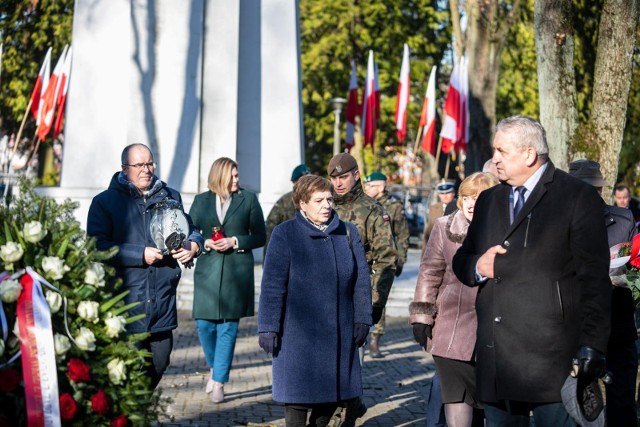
top-left (409, 210), bottom-right (478, 361)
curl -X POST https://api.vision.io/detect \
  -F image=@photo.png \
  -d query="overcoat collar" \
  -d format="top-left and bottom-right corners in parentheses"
top-left (295, 210), bottom-right (340, 238)
top-left (203, 189), bottom-right (246, 227)
top-left (502, 161), bottom-right (556, 239)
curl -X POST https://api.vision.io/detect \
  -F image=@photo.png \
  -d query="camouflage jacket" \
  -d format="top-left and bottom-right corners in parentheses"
top-left (379, 191), bottom-right (409, 266)
top-left (265, 191), bottom-right (295, 252)
top-left (333, 181), bottom-right (397, 308)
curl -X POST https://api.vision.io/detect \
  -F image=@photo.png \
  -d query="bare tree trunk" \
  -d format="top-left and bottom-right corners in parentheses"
top-left (590, 0), bottom-right (639, 193)
top-left (534, 0), bottom-right (577, 171)
top-left (462, 0), bottom-right (521, 172)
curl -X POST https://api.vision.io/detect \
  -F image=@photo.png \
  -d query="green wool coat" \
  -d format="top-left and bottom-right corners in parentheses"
top-left (189, 188), bottom-right (266, 320)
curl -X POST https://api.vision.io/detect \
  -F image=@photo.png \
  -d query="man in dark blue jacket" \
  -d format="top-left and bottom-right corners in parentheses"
top-left (87, 143), bottom-right (203, 388)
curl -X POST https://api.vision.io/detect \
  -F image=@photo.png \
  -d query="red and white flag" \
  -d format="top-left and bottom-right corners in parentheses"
top-left (394, 43), bottom-right (410, 143)
top-left (37, 46), bottom-right (67, 141)
top-left (419, 66), bottom-right (437, 156)
top-left (29, 47), bottom-right (52, 124)
top-left (345, 60), bottom-right (359, 150)
top-left (53, 46), bottom-right (72, 140)
top-left (361, 50), bottom-right (377, 149)
top-left (374, 60), bottom-right (381, 121)
top-left (455, 55), bottom-right (469, 153)
top-left (440, 54), bottom-right (469, 154)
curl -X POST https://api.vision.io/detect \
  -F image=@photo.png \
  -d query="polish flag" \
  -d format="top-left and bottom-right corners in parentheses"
top-left (345, 60), bottom-right (360, 150)
top-left (361, 50), bottom-right (377, 149)
top-left (53, 46), bottom-right (72, 139)
top-left (394, 44), bottom-right (410, 143)
top-left (29, 47), bottom-right (52, 124)
top-left (455, 55), bottom-right (469, 153)
top-left (418, 66), bottom-right (437, 156)
top-left (439, 55), bottom-right (462, 154)
top-left (37, 46), bottom-right (67, 141)
top-left (374, 60), bottom-right (381, 121)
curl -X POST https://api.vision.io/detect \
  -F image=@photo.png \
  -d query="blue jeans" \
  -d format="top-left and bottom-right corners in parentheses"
top-left (484, 401), bottom-right (575, 427)
top-left (196, 319), bottom-right (239, 383)
top-left (427, 372), bottom-right (447, 427)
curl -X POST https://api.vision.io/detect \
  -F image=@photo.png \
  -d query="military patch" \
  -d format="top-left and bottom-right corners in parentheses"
top-left (382, 214), bottom-right (390, 221)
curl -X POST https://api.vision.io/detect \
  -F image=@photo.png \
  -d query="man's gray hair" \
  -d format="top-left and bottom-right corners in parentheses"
top-left (495, 115), bottom-right (549, 161)
top-left (121, 143), bottom-right (153, 165)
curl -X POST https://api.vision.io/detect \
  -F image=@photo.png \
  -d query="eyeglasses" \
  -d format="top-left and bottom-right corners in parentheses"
top-left (124, 162), bottom-right (156, 170)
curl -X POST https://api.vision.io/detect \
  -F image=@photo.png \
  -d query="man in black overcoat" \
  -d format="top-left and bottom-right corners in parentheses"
top-left (452, 116), bottom-right (612, 426)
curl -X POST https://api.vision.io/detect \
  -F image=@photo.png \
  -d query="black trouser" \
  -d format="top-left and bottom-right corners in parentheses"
top-left (605, 337), bottom-right (638, 426)
top-left (137, 330), bottom-right (174, 389)
top-left (284, 403), bottom-right (339, 427)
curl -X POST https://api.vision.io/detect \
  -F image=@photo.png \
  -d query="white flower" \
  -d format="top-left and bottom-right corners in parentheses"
top-left (13, 318), bottom-right (19, 340)
top-left (0, 279), bottom-right (22, 303)
top-left (45, 290), bottom-right (63, 313)
top-left (107, 358), bottom-right (127, 385)
top-left (104, 314), bottom-right (126, 338)
top-left (22, 221), bottom-right (47, 243)
top-left (0, 241), bottom-right (24, 264)
top-left (84, 263), bottom-right (105, 287)
top-left (41, 256), bottom-right (70, 280)
top-left (74, 327), bottom-right (96, 351)
top-left (54, 333), bottom-right (71, 356)
top-left (77, 301), bottom-right (100, 323)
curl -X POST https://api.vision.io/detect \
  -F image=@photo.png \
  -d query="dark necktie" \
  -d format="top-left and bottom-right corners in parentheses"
top-left (513, 186), bottom-right (527, 219)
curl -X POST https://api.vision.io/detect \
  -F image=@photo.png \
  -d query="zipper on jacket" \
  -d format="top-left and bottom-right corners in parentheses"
top-left (555, 281), bottom-right (564, 319)
top-left (524, 213), bottom-right (532, 247)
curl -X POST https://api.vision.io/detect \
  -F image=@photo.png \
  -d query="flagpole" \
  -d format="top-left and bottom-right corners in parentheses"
top-left (434, 136), bottom-right (444, 179)
top-left (12, 98), bottom-right (34, 159)
top-left (444, 153), bottom-right (451, 179)
top-left (412, 126), bottom-right (423, 154)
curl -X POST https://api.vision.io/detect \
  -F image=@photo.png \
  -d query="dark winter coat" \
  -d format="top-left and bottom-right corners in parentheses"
top-left (452, 162), bottom-right (611, 403)
top-left (603, 204), bottom-right (638, 344)
top-left (258, 210), bottom-right (372, 404)
top-left (189, 188), bottom-right (265, 320)
top-left (87, 172), bottom-right (204, 334)
top-left (410, 210), bottom-right (477, 361)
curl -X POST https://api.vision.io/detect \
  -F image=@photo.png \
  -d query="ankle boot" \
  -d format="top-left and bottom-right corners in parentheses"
top-left (369, 333), bottom-right (384, 358)
top-left (340, 397), bottom-right (367, 427)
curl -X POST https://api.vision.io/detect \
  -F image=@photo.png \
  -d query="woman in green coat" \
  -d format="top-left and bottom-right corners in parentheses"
top-left (189, 157), bottom-right (266, 403)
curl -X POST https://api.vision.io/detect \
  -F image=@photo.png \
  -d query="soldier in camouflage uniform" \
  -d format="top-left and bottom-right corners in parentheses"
top-left (264, 164), bottom-right (310, 255)
top-left (364, 171), bottom-right (409, 358)
top-left (327, 153), bottom-right (397, 427)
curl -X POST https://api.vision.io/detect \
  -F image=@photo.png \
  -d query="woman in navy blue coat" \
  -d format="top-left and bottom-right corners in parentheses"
top-left (258, 175), bottom-right (372, 427)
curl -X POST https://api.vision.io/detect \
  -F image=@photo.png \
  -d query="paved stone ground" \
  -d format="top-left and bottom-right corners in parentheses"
top-left (154, 313), bottom-right (436, 427)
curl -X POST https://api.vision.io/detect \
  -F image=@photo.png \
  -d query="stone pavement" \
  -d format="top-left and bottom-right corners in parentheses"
top-left (155, 313), bottom-right (436, 427)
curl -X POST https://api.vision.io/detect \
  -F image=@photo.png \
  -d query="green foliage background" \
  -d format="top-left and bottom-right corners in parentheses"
top-left (299, 0), bottom-right (451, 177)
top-left (0, 0), bottom-right (73, 134)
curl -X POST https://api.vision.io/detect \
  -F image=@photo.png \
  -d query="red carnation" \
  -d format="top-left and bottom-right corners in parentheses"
top-left (59, 393), bottom-right (77, 421)
top-left (110, 414), bottom-right (130, 427)
top-left (91, 389), bottom-right (110, 416)
top-left (0, 368), bottom-right (21, 392)
top-left (67, 358), bottom-right (90, 382)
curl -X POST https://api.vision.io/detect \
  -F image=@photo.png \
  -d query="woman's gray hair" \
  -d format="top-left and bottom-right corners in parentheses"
top-left (495, 115), bottom-right (549, 161)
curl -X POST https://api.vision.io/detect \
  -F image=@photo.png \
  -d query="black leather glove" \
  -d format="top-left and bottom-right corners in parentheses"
top-left (372, 306), bottom-right (384, 325)
top-left (394, 263), bottom-right (403, 277)
top-left (353, 323), bottom-right (369, 347)
top-left (412, 323), bottom-right (432, 348)
top-left (258, 332), bottom-right (278, 354)
top-left (572, 345), bottom-right (606, 384)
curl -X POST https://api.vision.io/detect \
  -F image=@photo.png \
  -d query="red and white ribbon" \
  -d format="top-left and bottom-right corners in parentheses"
top-left (17, 270), bottom-right (61, 427)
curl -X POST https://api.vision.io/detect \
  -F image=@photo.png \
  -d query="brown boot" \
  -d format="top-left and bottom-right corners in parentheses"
top-left (369, 333), bottom-right (384, 358)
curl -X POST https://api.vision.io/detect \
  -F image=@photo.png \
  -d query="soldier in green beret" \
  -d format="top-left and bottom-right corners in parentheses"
top-left (364, 171), bottom-right (410, 358)
top-left (327, 153), bottom-right (398, 426)
top-left (264, 164), bottom-right (311, 254)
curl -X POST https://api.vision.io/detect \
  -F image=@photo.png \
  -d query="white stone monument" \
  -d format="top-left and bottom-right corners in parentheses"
top-left (40, 0), bottom-right (304, 231)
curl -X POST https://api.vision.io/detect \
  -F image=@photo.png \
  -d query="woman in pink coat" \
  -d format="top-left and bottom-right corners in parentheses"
top-left (410, 172), bottom-right (498, 427)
